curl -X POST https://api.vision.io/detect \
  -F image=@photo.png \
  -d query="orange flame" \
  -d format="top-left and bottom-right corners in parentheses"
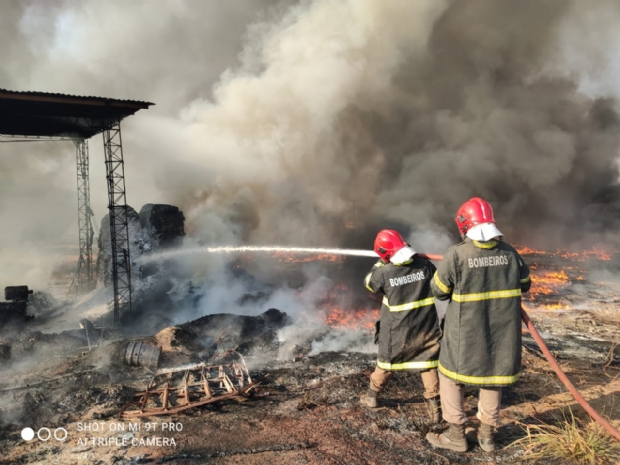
top-left (515, 246), bottom-right (546, 255)
top-left (582, 247), bottom-right (611, 261)
top-left (523, 301), bottom-right (572, 311)
top-left (523, 268), bottom-right (581, 311)
top-left (527, 269), bottom-right (569, 297)
top-left (516, 244), bottom-right (614, 261)
top-left (536, 270), bottom-right (569, 281)
top-left (541, 302), bottom-right (571, 310)
top-left (324, 307), bottom-right (379, 331)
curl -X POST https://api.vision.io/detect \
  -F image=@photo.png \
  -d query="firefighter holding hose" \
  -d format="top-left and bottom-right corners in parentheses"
top-left (360, 230), bottom-right (443, 423)
top-left (426, 197), bottom-right (531, 452)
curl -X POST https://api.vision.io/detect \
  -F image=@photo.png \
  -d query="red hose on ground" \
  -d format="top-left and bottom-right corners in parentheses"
top-left (521, 309), bottom-right (620, 441)
top-left (420, 252), bottom-right (620, 441)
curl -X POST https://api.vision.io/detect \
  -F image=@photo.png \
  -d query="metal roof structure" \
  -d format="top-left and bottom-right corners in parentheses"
top-left (0, 88), bottom-right (153, 139)
top-left (0, 87), bottom-right (154, 325)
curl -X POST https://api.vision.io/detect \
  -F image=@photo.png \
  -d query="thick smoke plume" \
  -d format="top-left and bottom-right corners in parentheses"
top-left (174, 0), bottom-right (620, 252)
top-left (2, 0), bottom-right (620, 290)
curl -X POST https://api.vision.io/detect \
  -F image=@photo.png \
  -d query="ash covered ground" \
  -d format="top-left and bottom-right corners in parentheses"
top-left (0, 246), bottom-right (619, 465)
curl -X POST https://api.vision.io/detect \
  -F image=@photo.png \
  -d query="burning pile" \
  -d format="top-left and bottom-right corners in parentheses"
top-left (524, 269), bottom-right (574, 310)
top-left (278, 244), bottom-right (619, 328)
top-left (515, 246), bottom-right (614, 262)
top-left (516, 245), bottom-right (618, 311)
top-left (324, 308), bottom-right (380, 331)
top-left (317, 282), bottom-right (378, 331)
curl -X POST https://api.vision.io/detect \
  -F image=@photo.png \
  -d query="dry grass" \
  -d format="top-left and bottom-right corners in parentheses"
top-left (511, 410), bottom-right (620, 464)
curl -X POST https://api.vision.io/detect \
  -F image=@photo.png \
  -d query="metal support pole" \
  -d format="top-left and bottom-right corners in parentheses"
top-left (73, 139), bottom-right (95, 294)
top-left (103, 122), bottom-right (132, 324)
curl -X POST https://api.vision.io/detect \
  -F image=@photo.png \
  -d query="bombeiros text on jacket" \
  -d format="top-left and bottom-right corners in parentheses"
top-left (467, 255), bottom-right (509, 268)
top-left (389, 271), bottom-right (426, 287)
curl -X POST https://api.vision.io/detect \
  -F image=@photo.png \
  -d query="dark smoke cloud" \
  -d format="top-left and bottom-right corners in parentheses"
top-left (373, 0), bottom-right (620, 248)
top-left (170, 0), bottom-right (620, 253)
top-left (2, 0), bottom-right (620, 289)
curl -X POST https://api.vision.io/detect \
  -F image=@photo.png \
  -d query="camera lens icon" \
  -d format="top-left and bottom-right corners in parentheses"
top-left (21, 427), bottom-right (68, 442)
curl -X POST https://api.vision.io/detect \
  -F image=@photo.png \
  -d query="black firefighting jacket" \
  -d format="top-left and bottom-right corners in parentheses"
top-left (431, 238), bottom-right (531, 386)
top-left (364, 255), bottom-right (441, 371)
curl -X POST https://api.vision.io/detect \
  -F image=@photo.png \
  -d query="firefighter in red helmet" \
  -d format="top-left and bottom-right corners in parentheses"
top-left (360, 229), bottom-right (443, 423)
top-left (426, 198), bottom-right (531, 452)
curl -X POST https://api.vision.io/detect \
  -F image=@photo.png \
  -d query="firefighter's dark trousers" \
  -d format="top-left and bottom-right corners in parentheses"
top-left (369, 367), bottom-right (440, 399)
top-left (439, 372), bottom-right (502, 427)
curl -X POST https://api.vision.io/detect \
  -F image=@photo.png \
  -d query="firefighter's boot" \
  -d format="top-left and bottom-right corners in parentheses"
top-left (466, 422), bottom-right (496, 452)
top-left (426, 397), bottom-right (442, 423)
top-left (426, 423), bottom-right (468, 452)
top-left (359, 388), bottom-right (378, 408)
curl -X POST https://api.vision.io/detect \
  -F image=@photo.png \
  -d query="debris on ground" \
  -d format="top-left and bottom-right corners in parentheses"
top-left (0, 252), bottom-right (619, 464)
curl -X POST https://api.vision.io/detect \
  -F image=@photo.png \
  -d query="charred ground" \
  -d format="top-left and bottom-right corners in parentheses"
top-left (0, 250), bottom-right (619, 465)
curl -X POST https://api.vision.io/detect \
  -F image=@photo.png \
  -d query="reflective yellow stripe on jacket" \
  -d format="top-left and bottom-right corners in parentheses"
top-left (433, 272), bottom-right (452, 294)
top-left (520, 275), bottom-right (531, 284)
top-left (378, 359), bottom-right (439, 371)
top-left (364, 261), bottom-right (384, 292)
top-left (472, 240), bottom-right (499, 249)
top-left (438, 361), bottom-right (520, 385)
top-left (382, 296), bottom-right (435, 312)
top-left (452, 288), bottom-right (521, 302)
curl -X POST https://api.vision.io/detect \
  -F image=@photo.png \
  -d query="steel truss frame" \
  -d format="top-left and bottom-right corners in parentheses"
top-left (73, 139), bottom-right (95, 293)
top-left (2, 109), bottom-right (145, 325)
top-left (103, 122), bottom-right (132, 324)
top-left (1, 134), bottom-right (97, 296)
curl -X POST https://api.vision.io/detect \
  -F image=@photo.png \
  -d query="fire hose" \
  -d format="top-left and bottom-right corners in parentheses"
top-left (417, 253), bottom-right (620, 441)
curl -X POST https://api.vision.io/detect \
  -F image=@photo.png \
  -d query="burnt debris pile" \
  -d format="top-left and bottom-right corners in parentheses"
top-left (95, 203), bottom-right (187, 327)
top-left (0, 309), bottom-right (292, 431)
top-left (139, 204), bottom-right (185, 249)
top-left (96, 203), bottom-right (186, 288)
top-left (0, 285), bottom-right (33, 325)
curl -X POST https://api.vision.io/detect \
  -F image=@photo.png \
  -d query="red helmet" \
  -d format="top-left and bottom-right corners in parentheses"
top-left (374, 229), bottom-right (407, 263)
top-left (455, 197), bottom-right (496, 236)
